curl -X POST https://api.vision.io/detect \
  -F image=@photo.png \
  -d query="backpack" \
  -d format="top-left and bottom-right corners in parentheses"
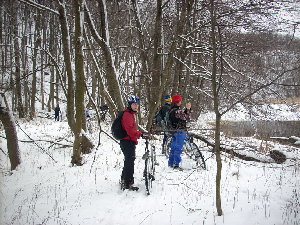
top-left (154, 108), bottom-right (163, 127)
top-left (162, 108), bottom-right (177, 131)
top-left (111, 111), bottom-right (127, 140)
top-left (155, 104), bottom-right (172, 128)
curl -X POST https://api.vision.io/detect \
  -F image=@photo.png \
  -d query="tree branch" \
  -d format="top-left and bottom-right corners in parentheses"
top-left (18, 0), bottom-right (59, 16)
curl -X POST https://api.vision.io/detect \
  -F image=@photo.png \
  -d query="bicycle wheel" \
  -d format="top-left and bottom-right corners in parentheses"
top-left (163, 137), bottom-right (172, 158)
top-left (143, 150), bottom-right (156, 195)
top-left (149, 147), bottom-right (155, 184)
top-left (193, 143), bottom-right (206, 170)
top-left (143, 155), bottom-right (150, 195)
top-left (184, 142), bottom-right (206, 170)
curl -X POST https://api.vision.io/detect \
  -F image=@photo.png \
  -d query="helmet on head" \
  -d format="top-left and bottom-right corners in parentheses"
top-left (127, 95), bottom-right (140, 104)
top-left (171, 94), bottom-right (182, 103)
top-left (164, 94), bottom-right (172, 102)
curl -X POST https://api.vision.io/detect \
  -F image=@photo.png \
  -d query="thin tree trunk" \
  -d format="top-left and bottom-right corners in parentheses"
top-left (57, 0), bottom-right (75, 131)
top-left (12, 2), bottom-right (25, 118)
top-left (40, 29), bottom-right (45, 110)
top-left (131, 0), bottom-right (150, 124)
top-left (30, 13), bottom-right (41, 119)
top-left (71, 0), bottom-right (89, 165)
top-left (210, 0), bottom-right (223, 216)
top-left (145, 0), bottom-right (162, 130)
top-left (47, 15), bottom-right (55, 112)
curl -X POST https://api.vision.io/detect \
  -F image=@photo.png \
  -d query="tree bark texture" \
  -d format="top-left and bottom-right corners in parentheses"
top-left (0, 107), bottom-right (21, 170)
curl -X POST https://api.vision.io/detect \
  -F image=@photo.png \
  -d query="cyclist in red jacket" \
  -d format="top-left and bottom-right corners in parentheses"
top-left (120, 95), bottom-right (141, 191)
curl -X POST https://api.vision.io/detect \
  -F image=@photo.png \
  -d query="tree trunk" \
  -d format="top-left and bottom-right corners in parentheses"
top-left (30, 13), bottom-right (41, 119)
top-left (57, 0), bottom-right (76, 131)
top-left (12, 2), bottom-right (25, 118)
top-left (146, 0), bottom-right (194, 130)
top-left (47, 14), bottom-right (56, 112)
top-left (145, 0), bottom-right (162, 130)
top-left (21, 7), bottom-right (30, 117)
top-left (40, 48), bottom-right (45, 110)
top-left (72, 0), bottom-right (94, 164)
top-left (131, 0), bottom-right (149, 115)
top-left (0, 106), bottom-right (21, 171)
top-left (210, 0), bottom-right (223, 216)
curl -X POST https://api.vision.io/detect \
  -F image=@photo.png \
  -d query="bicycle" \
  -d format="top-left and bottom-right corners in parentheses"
top-left (142, 134), bottom-right (157, 195)
top-left (164, 132), bottom-right (206, 170)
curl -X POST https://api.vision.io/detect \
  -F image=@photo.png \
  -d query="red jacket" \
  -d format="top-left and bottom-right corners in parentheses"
top-left (121, 109), bottom-right (141, 144)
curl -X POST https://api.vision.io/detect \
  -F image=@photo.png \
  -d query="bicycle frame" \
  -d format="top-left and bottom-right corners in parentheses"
top-left (142, 136), bottom-right (156, 195)
top-left (163, 132), bottom-right (206, 170)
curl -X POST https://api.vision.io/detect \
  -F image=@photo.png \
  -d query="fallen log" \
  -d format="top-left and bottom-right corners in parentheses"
top-left (189, 132), bottom-right (286, 163)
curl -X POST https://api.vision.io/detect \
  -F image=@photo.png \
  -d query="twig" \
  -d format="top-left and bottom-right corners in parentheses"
top-left (0, 135), bottom-right (72, 148)
top-left (0, 147), bottom-right (7, 156)
top-left (15, 121), bottom-right (57, 162)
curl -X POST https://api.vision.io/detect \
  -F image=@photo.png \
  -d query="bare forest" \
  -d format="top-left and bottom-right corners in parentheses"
top-left (1, 0), bottom-right (300, 219)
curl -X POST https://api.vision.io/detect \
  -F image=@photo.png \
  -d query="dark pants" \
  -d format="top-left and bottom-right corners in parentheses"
top-left (120, 139), bottom-right (136, 186)
top-left (55, 113), bottom-right (60, 121)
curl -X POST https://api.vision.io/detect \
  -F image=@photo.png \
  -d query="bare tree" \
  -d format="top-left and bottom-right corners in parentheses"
top-left (84, 0), bottom-right (124, 114)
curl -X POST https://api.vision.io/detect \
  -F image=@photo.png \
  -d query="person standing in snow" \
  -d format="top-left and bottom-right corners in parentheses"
top-left (120, 95), bottom-right (142, 191)
top-left (100, 104), bottom-right (109, 121)
top-left (54, 104), bottom-right (61, 121)
top-left (160, 94), bottom-right (172, 154)
top-left (85, 107), bottom-right (90, 119)
top-left (168, 94), bottom-right (191, 169)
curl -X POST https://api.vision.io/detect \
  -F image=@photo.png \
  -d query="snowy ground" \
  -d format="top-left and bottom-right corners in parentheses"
top-left (0, 108), bottom-right (300, 225)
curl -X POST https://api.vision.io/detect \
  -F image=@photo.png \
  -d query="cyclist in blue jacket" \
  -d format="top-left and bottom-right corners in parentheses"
top-left (168, 94), bottom-right (191, 169)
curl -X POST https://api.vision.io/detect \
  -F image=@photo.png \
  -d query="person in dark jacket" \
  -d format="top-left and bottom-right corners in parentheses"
top-left (168, 94), bottom-right (191, 169)
top-left (120, 95), bottom-right (142, 191)
top-left (160, 94), bottom-right (172, 121)
top-left (54, 104), bottom-right (61, 121)
top-left (161, 94), bottom-right (172, 154)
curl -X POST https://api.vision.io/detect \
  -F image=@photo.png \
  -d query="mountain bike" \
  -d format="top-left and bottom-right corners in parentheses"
top-left (164, 132), bottom-right (206, 170)
top-left (142, 134), bottom-right (157, 195)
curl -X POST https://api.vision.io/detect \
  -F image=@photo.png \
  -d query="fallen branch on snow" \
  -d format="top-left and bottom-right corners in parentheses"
top-left (189, 132), bottom-right (286, 164)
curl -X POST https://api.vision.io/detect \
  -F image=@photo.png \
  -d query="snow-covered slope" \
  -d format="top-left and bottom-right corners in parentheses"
top-left (0, 114), bottom-right (299, 225)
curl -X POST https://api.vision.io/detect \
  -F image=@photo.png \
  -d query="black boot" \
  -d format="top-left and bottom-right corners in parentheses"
top-left (127, 185), bottom-right (139, 191)
top-left (123, 180), bottom-right (139, 191)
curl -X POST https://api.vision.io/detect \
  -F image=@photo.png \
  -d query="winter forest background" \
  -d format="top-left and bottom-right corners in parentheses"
top-left (0, 0), bottom-right (300, 224)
